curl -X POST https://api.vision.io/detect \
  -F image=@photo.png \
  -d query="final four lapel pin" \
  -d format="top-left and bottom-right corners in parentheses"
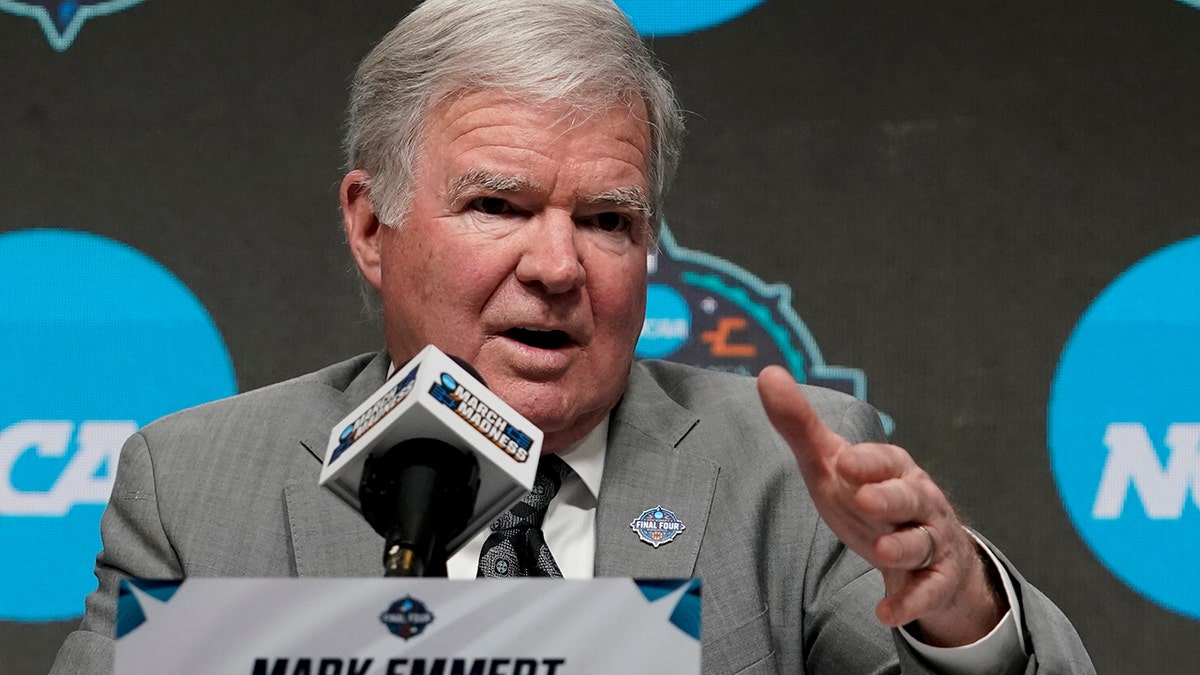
top-left (630, 506), bottom-right (686, 548)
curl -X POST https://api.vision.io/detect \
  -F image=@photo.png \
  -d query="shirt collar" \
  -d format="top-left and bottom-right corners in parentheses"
top-left (552, 416), bottom-right (607, 502)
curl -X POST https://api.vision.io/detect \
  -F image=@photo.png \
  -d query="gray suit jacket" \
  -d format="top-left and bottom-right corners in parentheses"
top-left (51, 352), bottom-right (1093, 674)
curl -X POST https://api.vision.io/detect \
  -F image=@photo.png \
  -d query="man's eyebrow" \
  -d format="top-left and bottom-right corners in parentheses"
top-left (445, 169), bottom-right (538, 204)
top-left (582, 185), bottom-right (651, 216)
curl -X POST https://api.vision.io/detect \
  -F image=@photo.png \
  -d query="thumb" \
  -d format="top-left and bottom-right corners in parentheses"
top-left (757, 365), bottom-right (844, 477)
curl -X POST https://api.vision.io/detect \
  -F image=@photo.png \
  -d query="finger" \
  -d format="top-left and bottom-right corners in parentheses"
top-left (854, 478), bottom-right (928, 524)
top-left (876, 573), bottom-right (950, 628)
top-left (876, 548), bottom-right (954, 628)
top-left (874, 524), bottom-right (939, 570)
top-left (757, 366), bottom-right (846, 477)
top-left (838, 443), bottom-right (914, 484)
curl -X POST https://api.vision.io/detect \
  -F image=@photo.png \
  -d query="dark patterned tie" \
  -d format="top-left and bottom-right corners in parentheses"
top-left (477, 454), bottom-right (573, 578)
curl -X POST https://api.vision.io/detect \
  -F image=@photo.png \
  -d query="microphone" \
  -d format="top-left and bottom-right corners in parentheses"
top-left (358, 437), bottom-right (479, 577)
top-left (318, 345), bottom-right (543, 576)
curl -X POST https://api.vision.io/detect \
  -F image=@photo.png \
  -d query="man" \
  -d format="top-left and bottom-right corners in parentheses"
top-left (52, 0), bottom-right (1093, 672)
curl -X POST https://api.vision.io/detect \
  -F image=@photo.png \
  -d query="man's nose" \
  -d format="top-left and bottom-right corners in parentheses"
top-left (514, 212), bottom-right (586, 294)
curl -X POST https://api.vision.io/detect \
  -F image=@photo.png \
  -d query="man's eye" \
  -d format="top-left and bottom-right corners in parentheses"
top-left (588, 212), bottom-right (630, 233)
top-left (469, 197), bottom-right (512, 215)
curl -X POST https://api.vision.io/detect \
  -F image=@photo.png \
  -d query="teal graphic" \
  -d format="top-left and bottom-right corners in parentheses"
top-left (615, 0), bottom-right (768, 36)
top-left (0, 229), bottom-right (236, 621)
top-left (1176, 0), bottom-right (1200, 9)
top-left (1, 0), bottom-right (148, 52)
top-left (635, 578), bottom-right (702, 640)
top-left (640, 284), bottom-right (691, 358)
top-left (1049, 235), bottom-right (1200, 620)
top-left (116, 579), bottom-right (181, 638)
top-left (638, 225), bottom-right (888, 431)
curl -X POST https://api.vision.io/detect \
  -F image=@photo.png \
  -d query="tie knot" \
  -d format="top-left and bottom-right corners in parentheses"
top-left (530, 454), bottom-right (571, 501)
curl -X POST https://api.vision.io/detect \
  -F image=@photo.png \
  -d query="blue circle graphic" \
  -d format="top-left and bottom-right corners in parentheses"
top-left (615, 0), bottom-right (769, 37)
top-left (0, 229), bottom-right (236, 622)
top-left (637, 284), bottom-right (692, 359)
top-left (1049, 235), bottom-right (1200, 620)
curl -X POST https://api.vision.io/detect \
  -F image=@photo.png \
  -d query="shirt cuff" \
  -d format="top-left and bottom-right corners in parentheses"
top-left (897, 529), bottom-right (1028, 673)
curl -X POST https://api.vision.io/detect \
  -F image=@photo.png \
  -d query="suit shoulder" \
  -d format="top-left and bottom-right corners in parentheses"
top-left (632, 359), bottom-right (884, 442)
top-left (140, 352), bottom-right (379, 439)
top-left (633, 359), bottom-right (759, 408)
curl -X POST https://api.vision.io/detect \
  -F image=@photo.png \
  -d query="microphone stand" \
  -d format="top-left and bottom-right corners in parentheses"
top-left (359, 439), bottom-right (480, 577)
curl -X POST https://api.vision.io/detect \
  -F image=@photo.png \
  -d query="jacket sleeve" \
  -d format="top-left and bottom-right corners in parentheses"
top-left (49, 431), bottom-right (183, 675)
top-left (824, 398), bottom-right (1095, 674)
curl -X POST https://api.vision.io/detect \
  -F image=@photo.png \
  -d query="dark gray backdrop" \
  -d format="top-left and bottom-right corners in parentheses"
top-left (3, 0), bottom-right (1198, 671)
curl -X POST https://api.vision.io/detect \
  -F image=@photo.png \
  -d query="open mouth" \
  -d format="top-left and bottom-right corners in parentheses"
top-left (504, 327), bottom-right (572, 350)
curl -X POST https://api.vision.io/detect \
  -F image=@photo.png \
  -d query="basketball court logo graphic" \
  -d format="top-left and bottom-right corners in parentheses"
top-left (637, 226), bottom-right (887, 430)
top-left (2, 0), bottom-right (147, 51)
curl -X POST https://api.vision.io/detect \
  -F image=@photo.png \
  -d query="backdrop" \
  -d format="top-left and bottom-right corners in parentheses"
top-left (3, 0), bottom-right (1199, 672)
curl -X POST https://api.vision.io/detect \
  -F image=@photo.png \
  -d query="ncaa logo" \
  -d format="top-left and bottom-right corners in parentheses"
top-left (615, 0), bottom-right (768, 36)
top-left (1, 0), bottom-right (148, 51)
top-left (0, 229), bottom-right (235, 621)
top-left (1049, 235), bottom-right (1200, 620)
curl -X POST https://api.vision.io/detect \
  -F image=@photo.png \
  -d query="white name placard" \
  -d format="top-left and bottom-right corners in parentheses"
top-left (115, 578), bottom-right (700, 675)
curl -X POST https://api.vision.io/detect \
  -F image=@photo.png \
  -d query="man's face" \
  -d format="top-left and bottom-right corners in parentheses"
top-left (343, 90), bottom-right (653, 452)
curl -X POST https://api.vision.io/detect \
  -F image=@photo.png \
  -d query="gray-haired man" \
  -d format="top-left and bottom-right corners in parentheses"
top-left (52, 1), bottom-right (1093, 673)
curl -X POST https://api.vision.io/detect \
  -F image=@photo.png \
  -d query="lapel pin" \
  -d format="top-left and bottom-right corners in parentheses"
top-left (630, 505), bottom-right (686, 548)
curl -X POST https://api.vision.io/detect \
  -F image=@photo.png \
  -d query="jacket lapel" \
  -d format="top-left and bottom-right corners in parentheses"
top-left (285, 351), bottom-right (390, 577)
top-left (595, 363), bottom-right (719, 579)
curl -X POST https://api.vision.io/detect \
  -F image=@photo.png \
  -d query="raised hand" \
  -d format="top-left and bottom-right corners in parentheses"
top-left (757, 365), bottom-right (1006, 646)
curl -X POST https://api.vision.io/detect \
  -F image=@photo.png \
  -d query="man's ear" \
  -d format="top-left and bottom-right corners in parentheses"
top-left (341, 169), bottom-right (384, 292)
